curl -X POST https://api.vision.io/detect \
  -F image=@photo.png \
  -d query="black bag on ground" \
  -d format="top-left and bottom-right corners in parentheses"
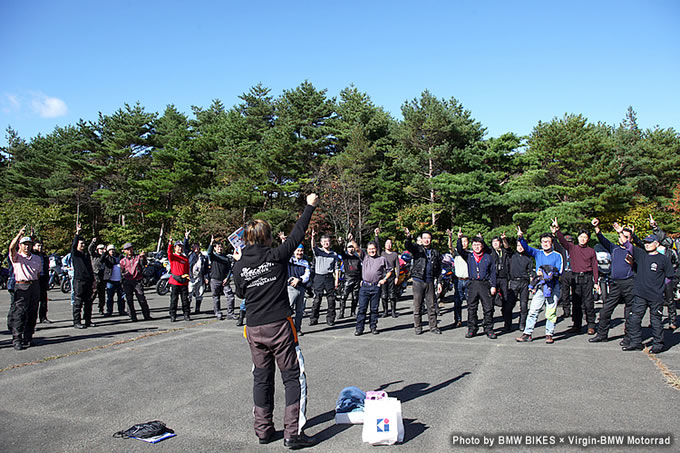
top-left (113, 420), bottom-right (174, 439)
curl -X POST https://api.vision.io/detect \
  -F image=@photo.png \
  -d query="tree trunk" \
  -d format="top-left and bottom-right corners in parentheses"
top-left (429, 152), bottom-right (436, 226)
top-left (156, 221), bottom-right (165, 253)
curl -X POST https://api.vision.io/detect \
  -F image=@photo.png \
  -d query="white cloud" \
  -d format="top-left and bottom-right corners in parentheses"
top-left (6, 94), bottom-right (20, 109)
top-left (30, 92), bottom-right (68, 118)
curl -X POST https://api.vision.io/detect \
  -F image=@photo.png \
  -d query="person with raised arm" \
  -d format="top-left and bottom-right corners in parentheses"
top-left (308, 229), bottom-right (340, 327)
top-left (354, 228), bottom-right (394, 336)
top-left (232, 193), bottom-right (319, 449)
top-left (7, 226), bottom-right (42, 350)
top-left (622, 228), bottom-right (674, 354)
top-left (552, 218), bottom-right (599, 335)
top-left (405, 227), bottom-right (442, 335)
top-left (71, 223), bottom-right (96, 329)
top-left (456, 228), bottom-right (497, 339)
top-left (589, 219), bottom-right (635, 344)
top-left (515, 225), bottom-right (563, 344)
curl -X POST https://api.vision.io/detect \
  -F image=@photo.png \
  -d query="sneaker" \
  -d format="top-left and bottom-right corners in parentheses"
top-left (465, 330), bottom-right (476, 338)
top-left (371, 327), bottom-right (379, 335)
top-left (487, 332), bottom-right (497, 339)
top-left (415, 327), bottom-right (423, 335)
top-left (13, 341), bottom-right (24, 351)
top-left (354, 330), bottom-right (363, 336)
top-left (284, 432), bottom-right (317, 449)
top-left (588, 336), bottom-right (607, 343)
top-left (649, 346), bottom-right (664, 354)
top-left (216, 313), bottom-right (224, 320)
top-left (545, 335), bottom-right (554, 344)
top-left (431, 328), bottom-right (442, 335)
top-left (515, 333), bottom-right (532, 342)
top-left (309, 319), bottom-right (318, 326)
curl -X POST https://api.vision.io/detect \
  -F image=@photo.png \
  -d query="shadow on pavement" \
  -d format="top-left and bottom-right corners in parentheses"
top-left (377, 372), bottom-right (471, 403)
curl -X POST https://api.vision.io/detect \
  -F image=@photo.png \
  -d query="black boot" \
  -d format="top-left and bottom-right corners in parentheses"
top-left (391, 300), bottom-right (399, 318)
top-left (381, 299), bottom-right (389, 318)
top-left (193, 299), bottom-right (201, 315)
top-left (237, 310), bottom-right (245, 326)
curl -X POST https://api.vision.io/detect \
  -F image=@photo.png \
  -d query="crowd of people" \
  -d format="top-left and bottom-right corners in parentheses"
top-left (4, 198), bottom-right (680, 448)
top-left (4, 213), bottom-right (679, 354)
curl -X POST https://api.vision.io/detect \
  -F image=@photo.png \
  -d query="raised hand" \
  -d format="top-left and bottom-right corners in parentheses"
top-left (446, 228), bottom-right (452, 237)
top-left (501, 232), bottom-right (507, 240)
top-left (233, 246), bottom-right (242, 261)
top-left (517, 225), bottom-right (523, 237)
top-left (185, 229), bottom-right (190, 239)
top-left (210, 235), bottom-right (215, 245)
top-left (374, 227), bottom-right (380, 236)
top-left (307, 193), bottom-right (319, 207)
top-left (551, 217), bottom-right (559, 230)
top-left (457, 227), bottom-right (463, 239)
top-left (649, 214), bottom-right (657, 228)
top-left (278, 231), bottom-right (286, 242)
top-left (76, 223), bottom-right (82, 234)
top-left (404, 227), bottom-right (411, 237)
top-left (612, 222), bottom-right (623, 233)
top-left (591, 218), bottom-right (599, 227)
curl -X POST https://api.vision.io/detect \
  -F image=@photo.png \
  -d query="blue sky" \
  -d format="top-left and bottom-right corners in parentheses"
top-left (1, 0), bottom-right (678, 147)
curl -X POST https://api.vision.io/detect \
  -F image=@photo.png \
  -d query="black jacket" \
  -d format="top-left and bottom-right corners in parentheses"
top-left (405, 238), bottom-right (441, 284)
top-left (71, 234), bottom-right (94, 282)
top-left (233, 205), bottom-right (315, 327)
top-left (208, 245), bottom-right (232, 281)
top-left (492, 246), bottom-right (511, 279)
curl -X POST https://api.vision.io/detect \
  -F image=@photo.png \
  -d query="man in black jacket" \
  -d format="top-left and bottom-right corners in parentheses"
top-left (232, 193), bottom-right (318, 449)
top-left (89, 239), bottom-right (106, 315)
top-left (507, 239), bottom-right (535, 332)
top-left (71, 224), bottom-right (95, 329)
top-left (338, 236), bottom-right (362, 319)
top-left (207, 236), bottom-right (237, 320)
top-left (491, 234), bottom-right (512, 329)
top-left (404, 228), bottom-right (442, 335)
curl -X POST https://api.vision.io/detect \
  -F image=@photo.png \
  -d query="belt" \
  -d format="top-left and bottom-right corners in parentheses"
top-left (457, 277), bottom-right (469, 280)
top-left (574, 272), bottom-right (593, 277)
top-left (15, 280), bottom-right (37, 284)
top-left (361, 281), bottom-right (379, 287)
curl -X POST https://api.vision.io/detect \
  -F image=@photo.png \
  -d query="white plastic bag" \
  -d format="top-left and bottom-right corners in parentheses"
top-left (361, 397), bottom-right (404, 445)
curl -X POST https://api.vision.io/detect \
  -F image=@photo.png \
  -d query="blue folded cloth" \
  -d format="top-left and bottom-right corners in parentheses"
top-left (335, 386), bottom-right (366, 413)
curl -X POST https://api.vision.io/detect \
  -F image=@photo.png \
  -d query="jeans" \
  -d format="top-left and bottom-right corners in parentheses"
top-left (524, 289), bottom-right (558, 336)
top-left (453, 278), bottom-right (469, 322)
top-left (106, 280), bottom-right (126, 315)
top-left (211, 278), bottom-right (236, 317)
top-left (356, 284), bottom-right (381, 332)
top-left (287, 284), bottom-right (306, 332)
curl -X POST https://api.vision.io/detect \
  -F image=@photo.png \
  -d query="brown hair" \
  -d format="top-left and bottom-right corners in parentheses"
top-left (244, 219), bottom-right (272, 246)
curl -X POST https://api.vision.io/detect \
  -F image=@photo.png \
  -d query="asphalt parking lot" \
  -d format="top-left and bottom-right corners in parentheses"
top-left (1, 286), bottom-right (679, 452)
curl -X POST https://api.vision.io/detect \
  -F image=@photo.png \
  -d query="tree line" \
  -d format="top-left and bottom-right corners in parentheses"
top-left (1, 81), bottom-right (679, 254)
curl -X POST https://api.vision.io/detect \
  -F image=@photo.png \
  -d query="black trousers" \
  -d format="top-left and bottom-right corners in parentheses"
top-left (94, 278), bottom-right (106, 311)
top-left (467, 280), bottom-right (494, 334)
top-left (381, 278), bottom-right (396, 312)
top-left (628, 295), bottom-right (664, 349)
top-left (571, 273), bottom-right (595, 329)
top-left (8, 281), bottom-right (40, 342)
top-left (340, 275), bottom-right (360, 314)
top-left (311, 274), bottom-right (336, 323)
top-left (122, 279), bottom-right (151, 320)
top-left (170, 284), bottom-right (190, 315)
top-left (596, 278), bottom-right (634, 338)
top-left (38, 276), bottom-right (49, 321)
top-left (559, 270), bottom-right (572, 315)
top-left (664, 278), bottom-right (678, 325)
top-left (493, 277), bottom-right (508, 308)
top-left (73, 278), bottom-right (93, 325)
top-left (507, 278), bottom-right (529, 331)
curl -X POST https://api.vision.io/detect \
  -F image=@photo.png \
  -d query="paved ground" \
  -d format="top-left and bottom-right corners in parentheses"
top-left (1, 286), bottom-right (679, 452)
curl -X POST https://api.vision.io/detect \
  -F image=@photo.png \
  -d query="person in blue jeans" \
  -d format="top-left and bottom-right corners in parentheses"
top-left (355, 228), bottom-right (393, 336)
top-left (515, 226), bottom-right (563, 344)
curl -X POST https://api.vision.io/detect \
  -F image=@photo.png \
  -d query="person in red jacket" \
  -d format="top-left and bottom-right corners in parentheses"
top-left (167, 237), bottom-right (191, 322)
